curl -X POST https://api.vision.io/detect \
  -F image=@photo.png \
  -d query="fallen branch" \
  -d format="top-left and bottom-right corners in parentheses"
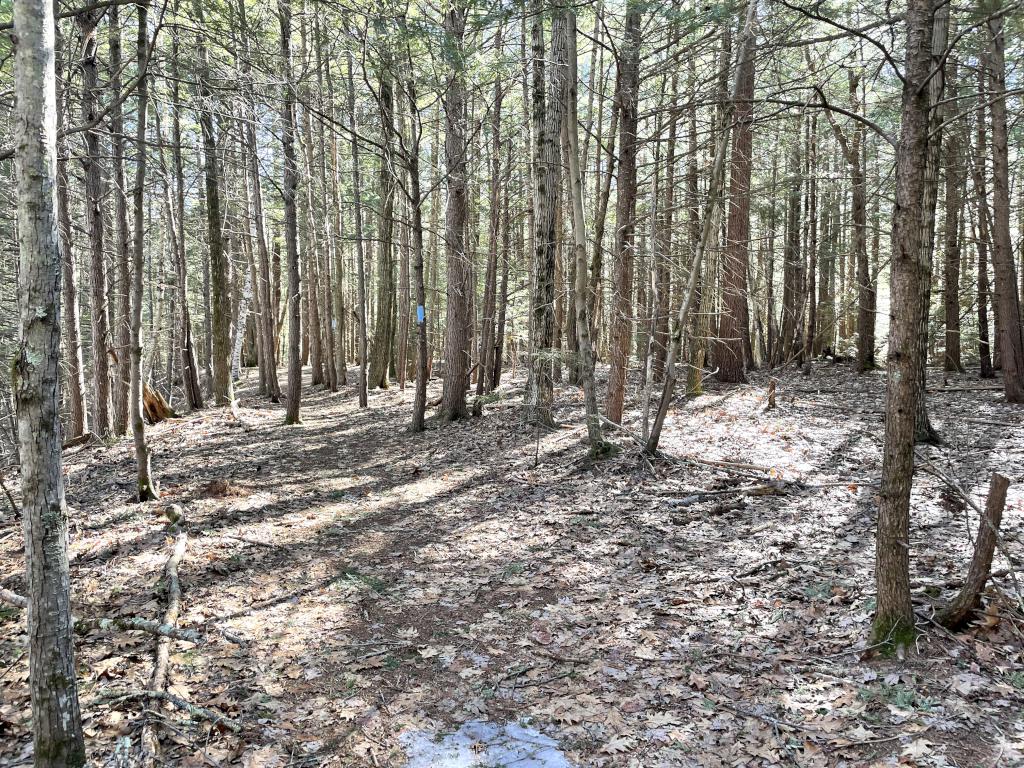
top-left (0, 586), bottom-right (26, 608)
top-left (103, 690), bottom-right (242, 732)
top-left (76, 616), bottom-right (202, 643)
top-left (0, 588), bottom-right (241, 645)
top-left (936, 474), bottom-right (1010, 628)
top-left (141, 533), bottom-right (188, 766)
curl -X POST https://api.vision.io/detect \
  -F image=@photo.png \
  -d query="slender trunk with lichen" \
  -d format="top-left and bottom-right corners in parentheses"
top-left (13, 0), bottom-right (87, 761)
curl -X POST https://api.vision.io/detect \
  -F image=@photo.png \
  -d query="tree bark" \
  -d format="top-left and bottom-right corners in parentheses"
top-left (717, 4), bottom-right (757, 383)
top-left (169, 10), bottom-right (204, 410)
top-left (78, 10), bottom-right (112, 436)
top-left (347, 51), bottom-right (369, 408)
top-left (478, 26), bottom-right (504, 396)
top-left (604, 0), bottom-right (641, 425)
top-left (108, 5), bottom-right (131, 435)
top-left (368, 72), bottom-right (397, 390)
top-left (526, 3), bottom-right (569, 427)
top-left (280, 0), bottom-right (302, 424)
top-left (564, 9), bottom-right (606, 454)
top-left (13, 0), bottom-right (87, 759)
top-left (984, 2), bottom-right (1024, 402)
top-left (54, 18), bottom-right (88, 439)
top-left (193, 0), bottom-right (233, 407)
top-left (440, 5), bottom-right (472, 422)
top-left (873, 0), bottom-right (935, 652)
top-left (130, 1), bottom-right (158, 501)
top-left (942, 60), bottom-right (964, 373)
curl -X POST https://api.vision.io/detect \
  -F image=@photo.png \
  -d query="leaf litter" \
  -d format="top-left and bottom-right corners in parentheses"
top-left (0, 363), bottom-right (1022, 767)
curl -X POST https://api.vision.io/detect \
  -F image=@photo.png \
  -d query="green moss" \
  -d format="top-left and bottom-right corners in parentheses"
top-left (870, 614), bottom-right (917, 656)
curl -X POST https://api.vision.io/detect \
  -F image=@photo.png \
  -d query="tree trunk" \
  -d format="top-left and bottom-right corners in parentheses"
top-left (346, 51), bottom-right (369, 407)
top-left (440, 5), bottom-right (473, 422)
top-left (78, 11), bottom-right (112, 436)
top-left (13, 0), bottom-right (87, 760)
top-left (478, 27), bottom-right (504, 396)
top-left (942, 60), bottom-right (965, 373)
top-left (526, 3), bottom-right (571, 426)
top-left (280, 0), bottom-right (302, 424)
top-left (718, 4), bottom-right (757, 383)
top-left (404, 76), bottom-right (430, 431)
top-left (604, 1), bottom-right (641, 424)
top-left (109, 5), bottom-right (131, 436)
top-left (369, 73), bottom-right (397, 390)
top-left (873, 0), bottom-right (935, 652)
top-left (130, 3), bottom-right (158, 501)
top-left (565, 9), bottom-right (606, 454)
top-left (54, 20), bottom-right (88, 439)
top-left (237, 0), bottom-right (280, 401)
top-left (193, 0), bottom-right (233, 407)
top-left (935, 473), bottom-right (1009, 628)
top-left (912, 1), bottom-right (949, 444)
top-left (984, 2), bottom-right (1024, 402)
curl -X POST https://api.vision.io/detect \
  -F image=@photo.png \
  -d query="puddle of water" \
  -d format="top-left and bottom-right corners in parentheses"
top-left (399, 720), bottom-right (573, 768)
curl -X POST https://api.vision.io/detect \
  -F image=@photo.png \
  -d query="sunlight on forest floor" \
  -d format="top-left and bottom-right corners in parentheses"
top-left (2, 364), bottom-right (1023, 767)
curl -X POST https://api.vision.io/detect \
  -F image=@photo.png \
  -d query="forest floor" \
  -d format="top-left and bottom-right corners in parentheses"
top-left (2, 363), bottom-right (1024, 767)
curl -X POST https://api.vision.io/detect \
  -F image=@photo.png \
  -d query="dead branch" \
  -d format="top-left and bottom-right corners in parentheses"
top-left (936, 474), bottom-right (1010, 628)
top-left (141, 533), bottom-right (188, 765)
top-left (0, 586), bottom-right (27, 608)
top-left (102, 690), bottom-right (242, 732)
top-left (0, 587), bottom-right (242, 645)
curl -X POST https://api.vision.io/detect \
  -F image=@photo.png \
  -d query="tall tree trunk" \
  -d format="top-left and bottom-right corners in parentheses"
top-left (984, 1), bottom-right (1024, 402)
top-left (779, 137), bottom-right (802, 364)
top-left (369, 72), bottom-right (397, 390)
top-left (405, 76), bottom-right (430, 432)
top-left (565, 9), bottom-right (606, 454)
top-left (492, 145), bottom-right (513, 390)
top-left (131, 1), bottom-right (158, 501)
top-left (718, 3), bottom-right (757, 383)
top-left (13, 0), bottom-right (86, 760)
top-left (280, 0), bottom-right (302, 424)
top-left (526, 2), bottom-right (570, 426)
top-left (653, 66), bottom-right (676, 384)
top-left (873, 0), bottom-right (935, 652)
top-left (942, 61), bottom-right (965, 373)
top-left (193, 0), bottom-right (233, 407)
top-left (478, 26), bottom-right (504, 396)
top-left (54, 18), bottom-right (88, 439)
top-left (912, 1), bottom-right (949, 444)
top-left (237, 0), bottom-right (280, 401)
top-left (169, 15), bottom-right (204, 411)
top-left (972, 72), bottom-right (995, 380)
top-left (109, 5), bottom-right (131, 435)
top-left (346, 51), bottom-right (369, 407)
top-left (604, 0), bottom-right (641, 424)
top-left (440, 5), bottom-right (473, 421)
top-left (78, 11), bottom-right (112, 436)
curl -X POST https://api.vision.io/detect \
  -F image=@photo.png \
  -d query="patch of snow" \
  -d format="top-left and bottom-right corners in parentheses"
top-left (399, 720), bottom-right (573, 768)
